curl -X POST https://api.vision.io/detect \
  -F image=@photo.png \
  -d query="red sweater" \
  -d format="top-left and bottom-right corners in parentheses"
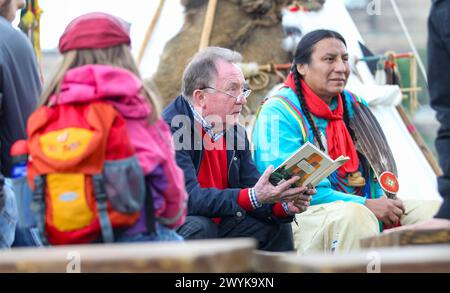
top-left (197, 131), bottom-right (287, 223)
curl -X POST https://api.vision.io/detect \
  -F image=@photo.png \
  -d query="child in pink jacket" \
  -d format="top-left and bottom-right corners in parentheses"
top-left (41, 12), bottom-right (187, 242)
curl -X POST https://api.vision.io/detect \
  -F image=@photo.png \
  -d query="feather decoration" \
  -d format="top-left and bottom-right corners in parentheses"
top-left (350, 102), bottom-right (398, 198)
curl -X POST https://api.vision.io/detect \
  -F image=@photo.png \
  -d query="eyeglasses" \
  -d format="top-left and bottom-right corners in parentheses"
top-left (201, 86), bottom-right (252, 103)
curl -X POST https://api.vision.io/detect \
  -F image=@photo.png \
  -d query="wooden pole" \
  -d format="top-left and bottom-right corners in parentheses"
top-left (400, 87), bottom-right (422, 93)
top-left (136, 0), bottom-right (165, 65)
top-left (198, 0), bottom-right (218, 51)
top-left (396, 105), bottom-right (442, 176)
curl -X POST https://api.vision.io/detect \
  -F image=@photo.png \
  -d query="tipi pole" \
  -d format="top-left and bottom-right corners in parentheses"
top-left (198, 0), bottom-right (218, 51)
top-left (136, 0), bottom-right (165, 65)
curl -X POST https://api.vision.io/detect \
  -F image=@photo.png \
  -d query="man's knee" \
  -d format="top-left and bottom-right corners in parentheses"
top-left (220, 215), bottom-right (294, 251)
top-left (301, 202), bottom-right (379, 253)
top-left (247, 221), bottom-right (294, 252)
top-left (176, 216), bottom-right (218, 240)
top-left (401, 199), bottom-right (442, 225)
top-left (333, 202), bottom-right (379, 232)
top-left (336, 201), bottom-right (375, 219)
top-left (264, 222), bottom-right (294, 252)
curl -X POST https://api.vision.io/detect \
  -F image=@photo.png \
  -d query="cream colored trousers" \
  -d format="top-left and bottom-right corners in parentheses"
top-left (292, 199), bottom-right (442, 255)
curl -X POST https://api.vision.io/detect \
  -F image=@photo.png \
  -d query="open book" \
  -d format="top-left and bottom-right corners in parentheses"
top-left (269, 142), bottom-right (349, 187)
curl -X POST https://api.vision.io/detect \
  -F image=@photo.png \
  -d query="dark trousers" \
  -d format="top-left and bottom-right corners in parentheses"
top-left (176, 215), bottom-right (294, 252)
top-left (429, 0), bottom-right (450, 219)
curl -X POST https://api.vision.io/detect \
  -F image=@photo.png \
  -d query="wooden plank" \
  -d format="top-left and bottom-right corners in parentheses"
top-left (277, 245), bottom-right (450, 273)
top-left (360, 228), bottom-right (450, 248)
top-left (0, 238), bottom-right (256, 273)
top-left (251, 250), bottom-right (296, 273)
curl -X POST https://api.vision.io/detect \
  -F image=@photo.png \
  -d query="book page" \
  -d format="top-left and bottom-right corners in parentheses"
top-left (309, 156), bottom-right (349, 186)
top-left (270, 142), bottom-right (339, 187)
top-left (334, 155), bottom-right (349, 165)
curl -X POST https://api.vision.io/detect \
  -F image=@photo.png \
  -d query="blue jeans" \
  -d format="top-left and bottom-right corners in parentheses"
top-left (13, 226), bottom-right (42, 247)
top-left (11, 176), bottom-right (35, 228)
top-left (0, 179), bottom-right (17, 248)
top-left (9, 177), bottom-right (42, 247)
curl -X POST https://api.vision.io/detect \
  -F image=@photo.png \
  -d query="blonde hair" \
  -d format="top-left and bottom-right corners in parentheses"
top-left (41, 44), bottom-right (160, 123)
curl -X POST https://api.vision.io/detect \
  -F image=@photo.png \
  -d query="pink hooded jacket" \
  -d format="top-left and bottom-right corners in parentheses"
top-left (49, 64), bottom-right (187, 228)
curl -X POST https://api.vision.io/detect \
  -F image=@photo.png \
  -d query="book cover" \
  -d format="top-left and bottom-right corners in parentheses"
top-left (269, 142), bottom-right (349, 187)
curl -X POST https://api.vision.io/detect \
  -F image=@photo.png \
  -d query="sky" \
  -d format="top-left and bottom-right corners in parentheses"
top-left (13, 0), bottom-right (185, 77)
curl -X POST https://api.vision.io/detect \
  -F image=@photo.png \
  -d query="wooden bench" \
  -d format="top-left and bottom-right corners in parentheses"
top-left (252, 229), bottom-right (450, 273)
top-left (0, 238), bottom-right (256, 273)
top-left (275, 245), bottom-right (450, 273)
top-left (251, 250), bottom-right (297, 273)
top-left (360, 228), bottom-right (450, 248)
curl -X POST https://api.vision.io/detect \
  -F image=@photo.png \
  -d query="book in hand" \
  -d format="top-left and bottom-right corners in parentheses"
top-left (269, 142), bottom-right (350, 187)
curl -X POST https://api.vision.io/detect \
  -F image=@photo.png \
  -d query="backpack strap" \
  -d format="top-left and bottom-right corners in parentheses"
top-left (0, 92), bottom-right (3, 117)
top-left (144, 180), bottom-right (156, 235)
top-left (33, 175), bottom-right (49, 245)
top-left (92, 174), bottom-right (114, 243)
top-left (0, 174), bottom-right (4, 209)
top-left (0, 94), bottom-right (3, 188)
top-left (270, 95), bottom-right (309, 143)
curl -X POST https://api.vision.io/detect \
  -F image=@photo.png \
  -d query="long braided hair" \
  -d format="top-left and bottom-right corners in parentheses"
top-left (291, 29), bottom-right (356, 151)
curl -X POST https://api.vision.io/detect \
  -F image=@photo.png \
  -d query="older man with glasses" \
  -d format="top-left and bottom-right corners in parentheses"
top-left (162, 47), bottom-right (315, 251)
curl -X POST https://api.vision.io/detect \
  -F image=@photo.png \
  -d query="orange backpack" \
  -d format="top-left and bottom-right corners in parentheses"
top-left (25, 102), bottom-right (148, 245)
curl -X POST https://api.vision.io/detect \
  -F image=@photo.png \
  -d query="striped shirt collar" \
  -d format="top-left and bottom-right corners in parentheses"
top-left (188, 101), bottom-right (225, 142)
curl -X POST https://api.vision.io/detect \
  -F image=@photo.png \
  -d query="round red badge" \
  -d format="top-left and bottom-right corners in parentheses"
top-left (379, 172), bottom-right (399, 194)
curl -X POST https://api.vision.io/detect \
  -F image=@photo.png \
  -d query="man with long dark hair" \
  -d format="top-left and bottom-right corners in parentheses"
top-left (253, 29), bottom-right (440, 254)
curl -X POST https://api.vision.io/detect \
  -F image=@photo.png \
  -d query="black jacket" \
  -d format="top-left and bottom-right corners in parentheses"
top-left (0, 17), bottom-right (40, 177)
top-left (428, 0), bottom-right (450, 219)
top-left (162, 95), bottom-right (292, 224)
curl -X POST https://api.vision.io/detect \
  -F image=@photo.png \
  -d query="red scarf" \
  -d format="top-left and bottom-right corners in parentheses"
top-left (285, 73), bottom-right (359, 176)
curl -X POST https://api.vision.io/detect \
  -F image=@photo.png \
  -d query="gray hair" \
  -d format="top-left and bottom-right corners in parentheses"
top-left (181, 47), bottom-right (242, 100)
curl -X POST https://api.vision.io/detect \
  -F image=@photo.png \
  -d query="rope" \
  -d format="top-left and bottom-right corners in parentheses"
top-left (136, 0), bottom-right (165, 65)
top-left (237, 63), bottom-right (291, 91)
top-left (198, 0), bottom-right (218, 51)
top-left (389, 0), bottom-right (428, 85)
top-left (248, 72), bottom-right (270, 91)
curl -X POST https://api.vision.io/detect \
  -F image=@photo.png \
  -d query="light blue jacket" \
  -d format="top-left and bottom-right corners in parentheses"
top-left (252, 86), bottom-right (384, 206)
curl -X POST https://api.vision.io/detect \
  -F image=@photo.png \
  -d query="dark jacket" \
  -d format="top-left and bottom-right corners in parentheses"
top-left (162, 95), bottom-right (293, 224)
top-left (428, 0), bottom-right (450, 219)
top-left (0, 17), bottom-right (40, 177)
